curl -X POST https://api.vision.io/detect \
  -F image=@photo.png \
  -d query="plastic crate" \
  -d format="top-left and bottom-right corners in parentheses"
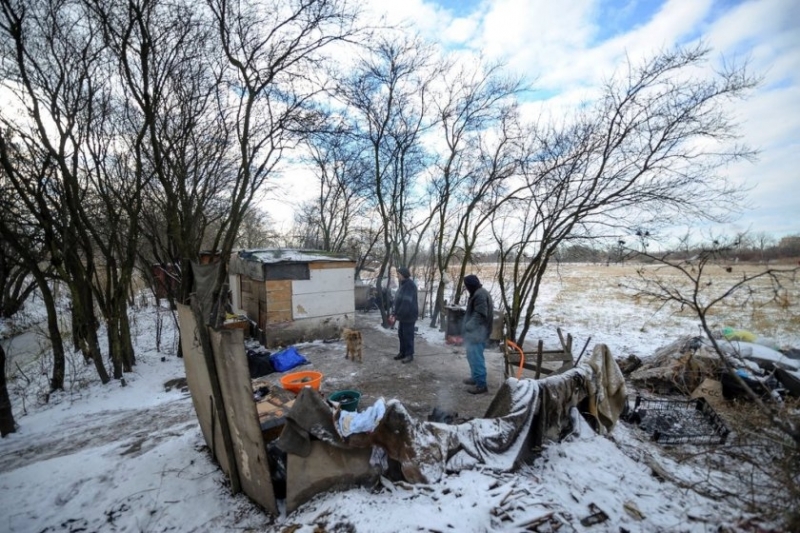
top-left (630, 395), bottom-right (730, 445)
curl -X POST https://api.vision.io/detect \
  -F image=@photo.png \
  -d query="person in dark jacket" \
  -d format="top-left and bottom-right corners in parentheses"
top-left (390, 267), bottom-right (418, 364)
top-left (462, 274), bottom-right (493, 394)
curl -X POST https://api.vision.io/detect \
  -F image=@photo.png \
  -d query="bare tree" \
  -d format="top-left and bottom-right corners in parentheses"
top-left (87, 0), bottom-right (237, 326)
top-left (0, 155), bottom-right (67, 391)
top-left (0, 234), bottom-right (35, 319)
top-left (204, 0), bottom-right (361, 327)
top-left (426, 60), bottom-right (525, 325)
top-left (299, 123), bottom-right (372, 252)
top-left (335, 32), bottom-right (439, 323)
top-left (751, 231), bottom-right (776, 263)
top-left (494, 45), bottom-right (757, 347)
top-left (0, 0), bottom-right (113, 383)
top-left (235, 208), bottom-right (279, 250)
top-left (0, 343), bottom-right (13, 436)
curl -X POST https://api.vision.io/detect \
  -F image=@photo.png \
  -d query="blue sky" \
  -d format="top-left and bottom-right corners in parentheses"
top-left (358, 0), bottom-right (800, 241)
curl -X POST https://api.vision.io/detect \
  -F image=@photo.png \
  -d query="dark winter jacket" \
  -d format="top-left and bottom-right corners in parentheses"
top-left (463, 286), bottom-right (493, 343)
top-left (393, 278), bottom-right (419, 323)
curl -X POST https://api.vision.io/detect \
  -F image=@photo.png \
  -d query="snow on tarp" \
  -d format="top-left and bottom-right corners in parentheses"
top-left (276, 344), bottom-right (627, 485)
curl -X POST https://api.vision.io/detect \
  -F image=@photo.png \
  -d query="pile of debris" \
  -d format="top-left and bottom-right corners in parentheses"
top-left (617, 329), bottom-right (800, 450)
top-left (623, 334), bottom-right (800, 401)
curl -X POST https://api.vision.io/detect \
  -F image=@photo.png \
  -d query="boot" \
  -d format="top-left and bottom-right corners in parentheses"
top-left (393, 353), bottom-right (405, 361)
top-left (466, 384), bottom-right (488, 394)
top-left (463, 378), bottom-right (476, 385)
top-left (401, 355), bottom-right (414, 364)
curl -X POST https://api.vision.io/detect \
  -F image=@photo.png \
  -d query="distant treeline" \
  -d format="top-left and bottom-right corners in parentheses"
top-left (456, 235), bottom-right (800, 265)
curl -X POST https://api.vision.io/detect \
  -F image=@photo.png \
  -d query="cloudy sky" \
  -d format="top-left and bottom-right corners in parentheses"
top-left (266, 0), bottom-right (799, 241)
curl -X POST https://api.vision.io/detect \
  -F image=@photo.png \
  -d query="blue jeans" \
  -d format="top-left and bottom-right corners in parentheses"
top-left (466, 340), bottom-right (487, 388)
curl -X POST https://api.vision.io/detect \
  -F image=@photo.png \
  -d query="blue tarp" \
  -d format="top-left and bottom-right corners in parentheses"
top-left (269, 346), bottom-right (308, 372)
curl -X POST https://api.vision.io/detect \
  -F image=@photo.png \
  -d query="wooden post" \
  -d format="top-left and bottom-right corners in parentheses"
top-left (535, 339), bottom-right (544, 379)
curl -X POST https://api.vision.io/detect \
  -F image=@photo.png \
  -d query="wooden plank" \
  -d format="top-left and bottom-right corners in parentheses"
top-left (267, 292), bottom-right (292, 311)
top-left (265, 279), bottom-right (292, 294)
top-left (535, 339), bottom-right (544, 380)
top-left (506, 350), bottom-right (570, 364)
top-left (210, 328), bottom-right (279, 516)
top-left (176, 304), bottom-right (234, 482)
top-left (309, 261), bottom-right (356, 270)
top-left (267, 309), bottom-right (293, 323)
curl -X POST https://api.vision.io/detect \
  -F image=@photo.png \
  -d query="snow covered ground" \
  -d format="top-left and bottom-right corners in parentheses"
top-left (1, 265), bottom-right (797, 532)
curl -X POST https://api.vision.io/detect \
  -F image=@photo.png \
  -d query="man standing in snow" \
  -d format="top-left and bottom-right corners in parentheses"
top-left (390, 267), bottom-right (418, 364)
top-left (462, 274), bottom-right (493, 394)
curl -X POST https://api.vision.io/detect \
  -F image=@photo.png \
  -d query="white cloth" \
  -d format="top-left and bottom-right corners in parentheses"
top-left (337, 398), bottom-right (387, 437)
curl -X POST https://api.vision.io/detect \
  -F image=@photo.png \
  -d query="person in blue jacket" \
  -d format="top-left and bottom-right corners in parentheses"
top-left (390, 267), bottom-right (418, 364)
top-left (462, 274), bottom-right (493, 394)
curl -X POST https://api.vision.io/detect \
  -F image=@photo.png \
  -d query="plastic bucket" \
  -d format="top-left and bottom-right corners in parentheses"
top-left (280, 370), bottom-right (323, 395)
top-left (328, 390), bottom-right (361, 412)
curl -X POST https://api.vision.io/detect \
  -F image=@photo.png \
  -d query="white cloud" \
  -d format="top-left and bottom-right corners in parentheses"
top-left (460, 0), bottom-right (800, 238)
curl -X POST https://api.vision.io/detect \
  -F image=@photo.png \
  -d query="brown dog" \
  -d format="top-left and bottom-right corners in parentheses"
top-left (342, 327), bottom-right (363, 363)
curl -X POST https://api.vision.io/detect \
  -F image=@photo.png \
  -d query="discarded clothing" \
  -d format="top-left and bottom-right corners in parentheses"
top-left (338, 399), bottom-right (386, 437)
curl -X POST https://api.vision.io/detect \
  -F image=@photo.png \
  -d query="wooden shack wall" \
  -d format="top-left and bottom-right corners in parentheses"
top-left (265, 280), bottom-right (292, 324)
top-left (177, 303), bottom-right (279, 516)
top-left (233, 259), bottom-right (357, 347)
top-left (209, 328), bottom-right (278, 516)
top-left (291, 263), bottom-right (355, 320)
top-left (240, 275), bottom-right (267, 328)
top-left (176, 305), bottom-right (233, 478)
top-left (259, 262), bottom-right (356, 347)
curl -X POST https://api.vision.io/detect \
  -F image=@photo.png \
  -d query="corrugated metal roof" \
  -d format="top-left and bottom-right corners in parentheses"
top-left (237, 249), bottom-right (353, 264)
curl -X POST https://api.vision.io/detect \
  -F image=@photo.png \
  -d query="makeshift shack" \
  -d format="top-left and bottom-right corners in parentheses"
top-left (229, 249), bottom-right (357, 347)
top-left (177, 299), bottom-right (629, 516)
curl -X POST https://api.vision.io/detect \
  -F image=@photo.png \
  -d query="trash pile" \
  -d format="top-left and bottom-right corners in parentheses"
top-left (619, 326), bottom-right (800, 447)
top-left (624, 330), bottom-right (800, 401)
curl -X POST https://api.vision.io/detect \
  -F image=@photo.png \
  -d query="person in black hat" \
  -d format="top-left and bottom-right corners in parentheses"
top-left (390, 267), bottom-right (418, 364)
top-left (462, 274), bottom-right (493, 394)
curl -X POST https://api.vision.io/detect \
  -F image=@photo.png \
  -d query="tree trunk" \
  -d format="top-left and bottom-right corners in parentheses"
top-left (106, 298), bottom-right (135, 378)
top-left (107, 318), bottom-right (124, 380)
top-left (429, 279), bottom-right (446, 328)
top-left (0, 343), bottom-right (16, 437)
top-left (118, 308), bottom-right (135, 371)
top-left (35, 276), bottom-right (66, 392)
top-left (72, 285), bottom-right (109, 384)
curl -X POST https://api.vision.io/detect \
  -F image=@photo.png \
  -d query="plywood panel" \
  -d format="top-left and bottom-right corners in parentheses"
top-left (292, 268), bottom-right (353, 295)
top-left (267, 292), bottom-right (292, 311)
top-left (176, 304), bottom-right (232, 478)
top-left (230, 274), bottom-right (242, 315)
top-left (292, 290), bottom-right (353, 318)
top-left (210, 328), bottom-right (278, 516)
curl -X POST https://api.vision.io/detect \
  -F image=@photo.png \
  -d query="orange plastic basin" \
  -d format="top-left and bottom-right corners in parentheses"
top-left (280, 370), bottom-right (323, 395)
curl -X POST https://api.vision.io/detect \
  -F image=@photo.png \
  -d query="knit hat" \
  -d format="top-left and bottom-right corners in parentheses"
top-left (464, 275), bottom-right (481, 289)
top-left (397, 267), bottom-right (411, 279)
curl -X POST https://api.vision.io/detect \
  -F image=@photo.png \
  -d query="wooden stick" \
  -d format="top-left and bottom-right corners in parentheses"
top-left (574, 337), bottom-right (592, 366)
